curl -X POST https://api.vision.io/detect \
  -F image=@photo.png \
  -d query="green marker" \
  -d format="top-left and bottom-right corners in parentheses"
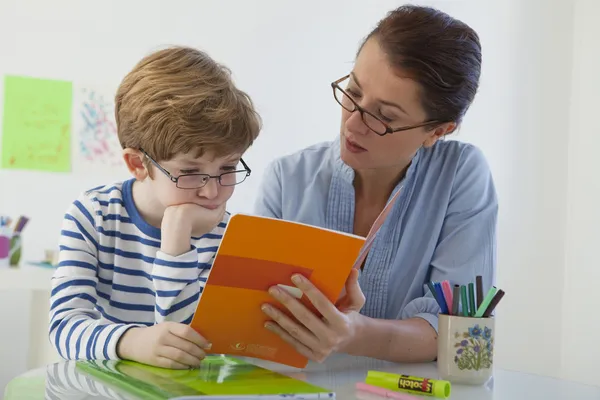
top-left (460, 285), bottom-right (469, 317)
top-left (468, 283), bottom-right (476, 317)
top-left (475, 286), bottom-right (498, 317)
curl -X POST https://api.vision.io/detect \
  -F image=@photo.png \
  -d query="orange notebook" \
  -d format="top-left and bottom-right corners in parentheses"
top-left (190, 213), bottom-right (366, 369)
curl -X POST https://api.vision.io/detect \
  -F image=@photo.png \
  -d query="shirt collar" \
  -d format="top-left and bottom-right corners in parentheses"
top-left (332, 136), bottom-right (422, 193)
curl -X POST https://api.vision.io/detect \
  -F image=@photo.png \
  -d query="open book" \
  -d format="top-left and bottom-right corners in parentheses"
top-left (76, 356), bottom-right (335, 399)
top-left (190, 214), bottom-right (366, 368)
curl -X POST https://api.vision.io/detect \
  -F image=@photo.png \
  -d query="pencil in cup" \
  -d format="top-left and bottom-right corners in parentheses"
top-left (429, 276), bottom-right (505, 318)
top-left (0, 216), bottom-right (11, 228)
top-left (13, 216), bottom-right (29, 234)
top-left (427, 282), bottom-right (449, 314)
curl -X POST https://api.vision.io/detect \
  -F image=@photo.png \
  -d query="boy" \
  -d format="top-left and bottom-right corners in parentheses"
top-left (48, 46), bottom-right (261, 369)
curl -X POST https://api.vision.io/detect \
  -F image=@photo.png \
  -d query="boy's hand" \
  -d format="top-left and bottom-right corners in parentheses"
top-left (117, 322), bottom-right (212, 369)
top-left (161, 203), bottom-right (226, 256)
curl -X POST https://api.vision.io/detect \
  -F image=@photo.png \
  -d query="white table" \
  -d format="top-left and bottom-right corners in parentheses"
top-left (4, 354), bottom-right (600, 399)
top-left (0, 263), bottom-right (60, 394)
top-left (0, 263), bottom-right (54, 290)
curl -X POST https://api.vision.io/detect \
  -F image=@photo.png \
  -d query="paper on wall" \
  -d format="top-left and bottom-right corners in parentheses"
top-left (72, 85), bottom-right (123, 169)
top-left (1, 75), bottom-right (72, 172)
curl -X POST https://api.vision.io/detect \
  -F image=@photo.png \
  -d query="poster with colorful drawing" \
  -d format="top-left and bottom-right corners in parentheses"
top-left (72, 85), bottom-right (123, 168)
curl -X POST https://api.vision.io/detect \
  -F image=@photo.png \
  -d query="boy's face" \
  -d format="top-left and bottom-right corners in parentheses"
top-left (148, 150), bottom-right (242, 210)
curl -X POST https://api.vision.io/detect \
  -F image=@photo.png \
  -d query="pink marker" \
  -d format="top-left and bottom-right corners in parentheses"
top-left (356, 382), bottom-right (421, 399)
top-left (441, 280), bottom-right (453, 315)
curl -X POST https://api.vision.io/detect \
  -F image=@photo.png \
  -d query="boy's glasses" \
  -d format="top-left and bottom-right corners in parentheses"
top-left (331, 75), bottom-right (442, 136)
top-left (140, 149), bottom-right (251, 189)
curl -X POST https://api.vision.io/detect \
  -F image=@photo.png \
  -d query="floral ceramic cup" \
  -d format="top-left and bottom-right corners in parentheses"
top-left (437, 314), bottom-right (494, 385)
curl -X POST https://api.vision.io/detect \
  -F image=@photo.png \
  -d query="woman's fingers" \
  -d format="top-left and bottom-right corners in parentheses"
top-left (338, 269), bottom-right (366, 312)
top-left (261, 303), bottom-right (322, 350)
top-left (263, 321), bottom-right (318, 361)
top-left (266, 285), bottom-right (330, 339)
top-left (262, 273), bottom-right (363, 364)
top-left (289, 274), bottom-right (343, 325)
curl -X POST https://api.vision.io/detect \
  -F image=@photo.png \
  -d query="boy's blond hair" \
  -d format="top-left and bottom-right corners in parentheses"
top-left (115, 46), bottom-right (261, 168)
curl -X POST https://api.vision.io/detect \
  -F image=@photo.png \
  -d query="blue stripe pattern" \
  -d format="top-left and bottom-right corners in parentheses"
top-left (49, 179), bottom-right (228, 361)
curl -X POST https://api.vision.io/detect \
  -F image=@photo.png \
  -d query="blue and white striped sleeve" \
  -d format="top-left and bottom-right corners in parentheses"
top-left (49, 194), bottom-right (143, 361)
top-left (151, 248), bottom-right (206, 324)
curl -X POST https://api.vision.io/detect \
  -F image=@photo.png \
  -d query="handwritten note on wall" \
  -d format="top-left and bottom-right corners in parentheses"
top-left (1, 75), bottom-right (72, 172)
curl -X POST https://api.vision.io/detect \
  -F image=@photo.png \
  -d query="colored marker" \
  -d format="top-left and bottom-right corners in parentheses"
top-left (451, 285), bottom-right (460, 315)
top-left (434, 282), bottom-right (449, 314)
top-left (427, 282), bottom-right (440, 304)
top-left (482, 289), bottom-right (505, 317)
top-left (460, 285), bottom-right (469, 317)
top-left (475, 286), bottom-right (498, 317)
top-left (356, 382), bottom-right (421, 399)
top-left (468, 283), bottom-right (476, 317)
top-left (428, 282), bottom-right (448, 314)
top-left (476, 275), bottom-right (484, 308)
top-left (441, 281), bottom-right (453, 314)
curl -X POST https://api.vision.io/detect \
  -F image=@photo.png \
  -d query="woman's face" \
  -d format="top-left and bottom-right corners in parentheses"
top-left (339, 38), bottom-right (450, 172)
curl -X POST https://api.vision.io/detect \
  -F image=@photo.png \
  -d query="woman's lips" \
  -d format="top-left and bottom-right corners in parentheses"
top-left (344, 137), bottom-right (367, 153)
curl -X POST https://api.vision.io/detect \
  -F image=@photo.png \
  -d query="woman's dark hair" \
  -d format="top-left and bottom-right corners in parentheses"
top-left (360, 5), bottom-right (482, 125)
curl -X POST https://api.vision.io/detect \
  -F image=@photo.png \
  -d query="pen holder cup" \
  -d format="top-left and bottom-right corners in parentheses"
top-left (9, 235), bottom-right (21, 267)
top-left (437, 314), bottom-right (494, 385)
top-left (0, 235), bottom-right (10, 267)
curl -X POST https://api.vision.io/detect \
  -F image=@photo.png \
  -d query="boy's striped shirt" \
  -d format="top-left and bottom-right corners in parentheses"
top-left (49, 178), bottom-right (227, 361)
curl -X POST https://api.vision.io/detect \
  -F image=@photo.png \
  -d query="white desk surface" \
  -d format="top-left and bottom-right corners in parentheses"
top-left (5, 354), bottom-right (600, 399)
top-left (0, 264), bottom-right (54, 290)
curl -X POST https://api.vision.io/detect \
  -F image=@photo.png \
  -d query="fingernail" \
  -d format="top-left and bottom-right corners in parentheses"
top-left (264, 322), bottom-right (274, 330)
top-left (261, 304), bottom-right (271, 312)
top-left (268, 286), bottom-right (280, 296)
top-left (291, 274), bottom-right (304, 284)
top-left (203, 343), bottom-right (212, 350)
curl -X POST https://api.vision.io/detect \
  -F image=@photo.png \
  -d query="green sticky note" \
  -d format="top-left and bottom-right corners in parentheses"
top-left (2, 75), bottom-right (73, 172)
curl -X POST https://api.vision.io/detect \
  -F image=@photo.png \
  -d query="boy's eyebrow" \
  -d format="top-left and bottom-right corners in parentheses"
top-left (177, 156), bottom-right (242, 165)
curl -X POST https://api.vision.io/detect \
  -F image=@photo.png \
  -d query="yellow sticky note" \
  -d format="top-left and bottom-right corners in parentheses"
top-left (1, 75), bottom-right (72, 172)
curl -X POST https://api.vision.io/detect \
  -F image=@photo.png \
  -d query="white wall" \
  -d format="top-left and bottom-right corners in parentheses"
top-left (562, 0), bottom-right (600, 385)
top-left (492, 0), bottom-right (575, 379)
top-left (0, 0), bottom-right (596, 391)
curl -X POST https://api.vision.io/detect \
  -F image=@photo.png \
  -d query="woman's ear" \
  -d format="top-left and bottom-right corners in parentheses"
top-left (423, 122), bottom-right (457, 148)
top-left (122, 148), bottom-right (149, 181)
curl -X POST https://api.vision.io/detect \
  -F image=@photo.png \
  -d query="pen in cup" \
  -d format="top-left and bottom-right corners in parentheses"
top-left (451, 285), bottom-right (460, 315)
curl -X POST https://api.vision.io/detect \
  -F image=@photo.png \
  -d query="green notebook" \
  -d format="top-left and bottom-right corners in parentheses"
top-left (76, 355), bottom-right (335, 399)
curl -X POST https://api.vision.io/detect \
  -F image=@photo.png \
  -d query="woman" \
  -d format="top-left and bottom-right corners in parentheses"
top-left (254, 5), bottom-right (497, 364)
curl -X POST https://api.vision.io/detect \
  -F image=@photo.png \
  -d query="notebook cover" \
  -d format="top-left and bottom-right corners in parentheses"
top-left (76, 356), bottom-right (335, 399)
top-left (190, 214), bottom-right (365, 368)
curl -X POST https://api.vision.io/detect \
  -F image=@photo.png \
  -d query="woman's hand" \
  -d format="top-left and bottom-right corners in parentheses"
top-left (261, 269), bottom-right (365, 363)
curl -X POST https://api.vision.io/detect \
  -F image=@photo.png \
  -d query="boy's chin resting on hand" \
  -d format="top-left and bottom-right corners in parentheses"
top-left (160, 203), bottom-right (226, 257)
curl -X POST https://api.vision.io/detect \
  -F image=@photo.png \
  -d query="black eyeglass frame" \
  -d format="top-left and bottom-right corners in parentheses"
top-left (331, 74), bottom-right (444, 136)
top-left (140, 149), bottom-right (252, 189)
